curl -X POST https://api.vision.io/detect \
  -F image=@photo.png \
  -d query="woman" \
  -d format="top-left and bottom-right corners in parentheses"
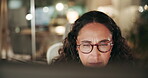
top-left (52, 11), bottom-right (133, 67)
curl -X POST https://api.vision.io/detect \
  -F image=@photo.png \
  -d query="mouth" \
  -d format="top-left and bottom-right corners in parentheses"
top-left (88, 62), bottom-right (103, 67)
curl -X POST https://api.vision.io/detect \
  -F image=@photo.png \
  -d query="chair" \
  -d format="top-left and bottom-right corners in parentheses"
top-left (46, 42), bottom-right (62, 64)
top-left (46, 23), bottom-right (71, 64)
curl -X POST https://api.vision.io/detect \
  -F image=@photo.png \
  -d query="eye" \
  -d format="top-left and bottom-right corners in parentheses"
top-left (82, 44), bottom-right (91, 47)
top-left (100, 43), bottom-right (108, 46)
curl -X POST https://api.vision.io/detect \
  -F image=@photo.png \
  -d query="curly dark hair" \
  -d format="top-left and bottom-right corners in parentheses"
top-left (53, 11), bottom-right (133, 65)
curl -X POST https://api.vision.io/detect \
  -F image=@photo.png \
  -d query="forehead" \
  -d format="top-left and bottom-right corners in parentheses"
top-left (77, 22), bottom-right (112, 42)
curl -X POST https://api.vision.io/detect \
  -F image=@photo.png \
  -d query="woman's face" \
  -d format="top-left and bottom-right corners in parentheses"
top-left (77, 22), bottom-right (113, 67)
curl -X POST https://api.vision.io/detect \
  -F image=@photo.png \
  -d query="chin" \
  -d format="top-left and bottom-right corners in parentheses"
top-left (84, 63), bottom-right (106, 68)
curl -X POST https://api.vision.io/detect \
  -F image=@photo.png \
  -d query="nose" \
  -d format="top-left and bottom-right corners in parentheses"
top-left (91, 46), bottom-right (100, 57)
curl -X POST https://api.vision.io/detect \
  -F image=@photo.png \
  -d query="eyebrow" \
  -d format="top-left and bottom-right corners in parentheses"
top-left (99, 39), bottom-right (110, 42)
top-left (81, 40), bottom-right (92, 43)
top-left (81, 39), bottom-right (111, 44)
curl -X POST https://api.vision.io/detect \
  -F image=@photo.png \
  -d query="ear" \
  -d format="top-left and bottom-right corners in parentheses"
top-left (76, 39), bottom-right (79, 44)
top-left (76, 40), bottom-right (79, 51)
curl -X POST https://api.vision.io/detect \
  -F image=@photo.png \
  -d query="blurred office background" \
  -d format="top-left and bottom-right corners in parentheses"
top-left (0, 0), bottom-right (148, 64)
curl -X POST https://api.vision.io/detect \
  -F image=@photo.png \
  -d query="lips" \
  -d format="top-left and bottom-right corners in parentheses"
top-left (88, 62), bottom-right (103, 67)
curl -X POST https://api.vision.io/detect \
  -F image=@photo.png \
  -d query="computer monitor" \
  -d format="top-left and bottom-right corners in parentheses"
top-left (0, 60), bottom-right (147, 78)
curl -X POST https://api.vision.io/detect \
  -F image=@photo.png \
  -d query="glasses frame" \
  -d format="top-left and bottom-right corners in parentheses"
top-left (77, 40), bottom-right (113, 54)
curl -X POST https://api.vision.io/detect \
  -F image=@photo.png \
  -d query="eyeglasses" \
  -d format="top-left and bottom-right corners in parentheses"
top-left (77, 40), bottom-right (113, 54)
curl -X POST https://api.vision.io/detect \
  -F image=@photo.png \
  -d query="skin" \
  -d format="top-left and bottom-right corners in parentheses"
top-left (77, 22), bottom-right (113, 67)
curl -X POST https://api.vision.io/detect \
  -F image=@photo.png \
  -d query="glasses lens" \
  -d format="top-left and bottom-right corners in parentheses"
top-left (99, 43), bottom-right (111, 52)
top-left (80, 43), bottom-right (92, 53)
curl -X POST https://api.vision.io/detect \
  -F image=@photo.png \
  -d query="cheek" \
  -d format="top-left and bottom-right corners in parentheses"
top-left (77, 48), bottom-right (88, 65)
top-left (101, 51), bottom-right (111, 64)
